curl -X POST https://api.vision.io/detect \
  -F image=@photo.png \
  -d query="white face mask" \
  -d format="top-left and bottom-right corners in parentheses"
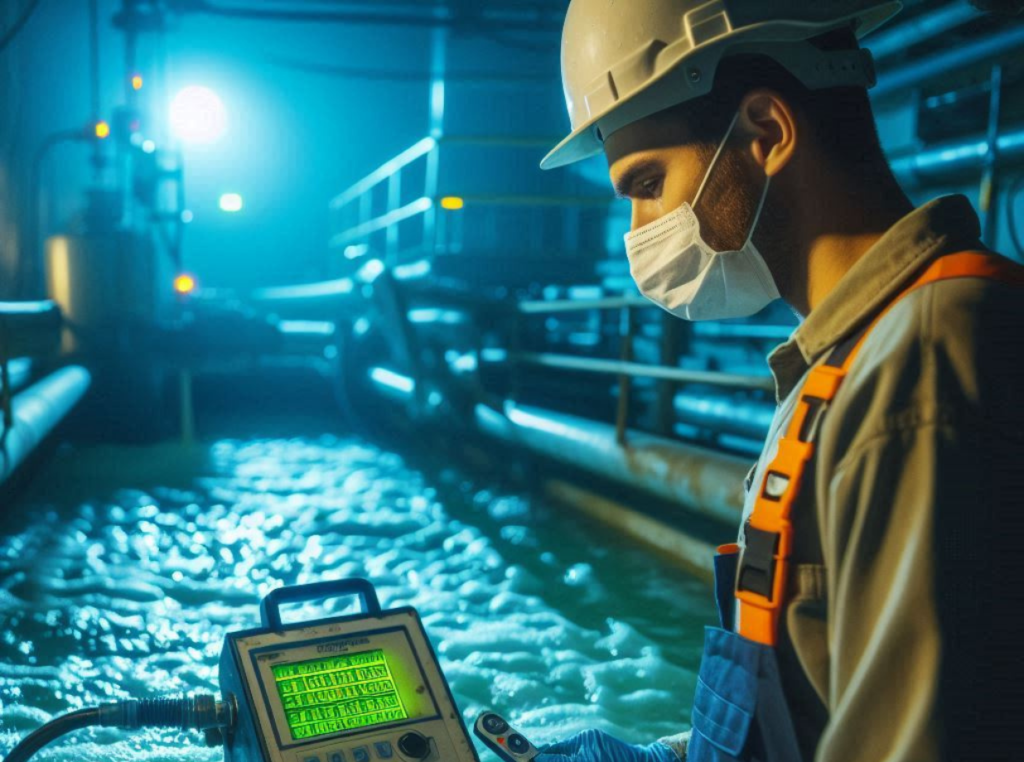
top-left (622, 112), bottom-right (780, 321)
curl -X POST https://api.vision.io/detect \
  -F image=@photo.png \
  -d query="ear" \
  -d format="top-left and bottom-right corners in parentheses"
top-left (737, 89), bottom-right (797, 178)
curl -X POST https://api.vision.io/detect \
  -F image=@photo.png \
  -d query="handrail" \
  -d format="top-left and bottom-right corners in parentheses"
top-left (440, 135), bottom-right (561, 148)
top-left (329, 137), bottom-right (437, 210)
top-left (518, 296), bottom-right (651, 314)
top-left (250, 278), bottom-right (355, 302)
top-left (329, 197), bottom-right (433, 249)
top-left (514, 352), bottom-right (775, 392)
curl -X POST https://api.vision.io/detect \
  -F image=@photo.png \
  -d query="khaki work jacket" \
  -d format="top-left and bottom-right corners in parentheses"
top-left (664, 195), bottom-right (1024, 761)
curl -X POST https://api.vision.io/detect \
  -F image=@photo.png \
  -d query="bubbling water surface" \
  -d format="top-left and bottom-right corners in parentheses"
top-left (0, 435), bottom-right (716, 760)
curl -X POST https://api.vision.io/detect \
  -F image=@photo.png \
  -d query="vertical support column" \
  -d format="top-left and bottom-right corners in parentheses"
top-left (654, 312), bottom-right (683, 437)
top-left (386, 171), bottom-right (402, 265)
top-left (179, 369), bottom-right (195, 445)
top-left (615, 306), bottom-right (635, 446)
top-left (0, 319), bottom-right (11, 436)
top-left (89, 0), bottom-right (103, 182)
top-left (424, 143), bottom-right (440, 254)
top-left (981, 64), bottom-right (1003, 247)
top-left (422, 11), bottom-right (447, 255)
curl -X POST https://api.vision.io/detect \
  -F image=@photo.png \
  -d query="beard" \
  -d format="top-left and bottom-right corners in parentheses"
top-left (691, 141), bottom-right (797, 303)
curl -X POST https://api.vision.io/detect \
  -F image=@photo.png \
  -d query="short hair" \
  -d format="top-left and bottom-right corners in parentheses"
top-left (666, 27), bottom-right (887, 172)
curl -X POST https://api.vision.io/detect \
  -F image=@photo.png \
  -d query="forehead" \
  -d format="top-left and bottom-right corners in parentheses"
top-left (603, 107), bottom-right (698, 168)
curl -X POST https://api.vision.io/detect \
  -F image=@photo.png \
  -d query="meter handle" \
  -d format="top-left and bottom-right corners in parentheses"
top-left (260, 578), bottom-right (382, 630)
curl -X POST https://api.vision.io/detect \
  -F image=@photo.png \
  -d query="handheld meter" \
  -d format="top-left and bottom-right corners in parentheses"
top-left (219, 579), bottom-right (479, 762)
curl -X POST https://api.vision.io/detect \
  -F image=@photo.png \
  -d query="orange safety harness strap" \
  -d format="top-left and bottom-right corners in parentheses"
top-left (735, 251), bottom-right (1024, 646)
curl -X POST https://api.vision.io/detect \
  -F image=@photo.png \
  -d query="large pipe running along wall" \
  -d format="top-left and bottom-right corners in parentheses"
top-left (1, 367), bottom-right (91, 485)
top-left (475, 402), bottom-right (749, 526)
top-left (890, 128), bottom-right (1024, 187)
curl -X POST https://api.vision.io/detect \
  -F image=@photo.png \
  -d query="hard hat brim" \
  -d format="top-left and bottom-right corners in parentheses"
top-left (541, 1), bottom-right (902, 171)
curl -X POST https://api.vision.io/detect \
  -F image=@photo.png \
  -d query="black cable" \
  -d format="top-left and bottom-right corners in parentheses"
top-left (3, 707), bottom-right (100, 762)
top-left (0, 0), bottom-right (43, 53)
top-left (3, 695), bottom-right (228, 762)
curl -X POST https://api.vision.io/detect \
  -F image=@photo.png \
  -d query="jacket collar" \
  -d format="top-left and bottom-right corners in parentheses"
top-left (767, 195), bottom-right (983, 402)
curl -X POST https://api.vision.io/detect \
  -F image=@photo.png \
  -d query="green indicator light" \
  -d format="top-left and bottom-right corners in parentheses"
top-left (272, 649), bottom-right (409, 741)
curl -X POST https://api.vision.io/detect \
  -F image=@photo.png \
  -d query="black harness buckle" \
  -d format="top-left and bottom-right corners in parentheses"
top-left (737, 521), bottom-right (781, 601)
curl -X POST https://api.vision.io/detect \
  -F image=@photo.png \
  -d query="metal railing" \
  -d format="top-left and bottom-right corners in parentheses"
top-left (328, 134), bottom-right (613, 267)
top-left (502, 295), bottom-right (778, 445)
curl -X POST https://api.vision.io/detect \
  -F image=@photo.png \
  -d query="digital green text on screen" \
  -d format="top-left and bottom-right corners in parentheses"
top-left (272, 649), bottom-right (410, 740)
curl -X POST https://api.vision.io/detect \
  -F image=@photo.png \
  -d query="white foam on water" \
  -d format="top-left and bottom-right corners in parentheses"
top-left (0, 437), bottom-right (716, 761)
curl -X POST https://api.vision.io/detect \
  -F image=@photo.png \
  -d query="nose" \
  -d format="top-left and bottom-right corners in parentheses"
top-left (630, 201), bottom-right (662, 233)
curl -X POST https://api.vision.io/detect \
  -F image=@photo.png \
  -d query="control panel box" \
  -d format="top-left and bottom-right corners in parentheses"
top-left (220, 580), bottom-right (479, 762)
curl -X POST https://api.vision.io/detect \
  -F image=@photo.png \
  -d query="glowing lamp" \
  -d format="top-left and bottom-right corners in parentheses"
top-left (131, 74), bottom-right (144, 91)
top-left (94, 121), bottom-right (111, 139)
top-left (219, 193), bottom-right (244, 213)
top-left (169, 85), bottom-right (227, 144)
top-left (173, 274), bottom-right (197, 295)
top-left (440, 196), bottom-right (464, 211)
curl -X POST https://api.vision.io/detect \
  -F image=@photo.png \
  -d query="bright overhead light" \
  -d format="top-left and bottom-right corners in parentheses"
top-left (169, 85), bottom-right (227, 144)
top-left (219, 193), bottom-right (243, 212)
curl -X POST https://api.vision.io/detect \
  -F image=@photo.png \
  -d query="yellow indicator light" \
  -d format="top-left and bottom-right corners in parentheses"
top-left (173, 274), bottom-right (197, 295)
top-left (131, 74), bottom-right (144, 91)
top-left (94, 121), bottom-right (111, 139)
top-left (440, 196), bottom-right (464, 211)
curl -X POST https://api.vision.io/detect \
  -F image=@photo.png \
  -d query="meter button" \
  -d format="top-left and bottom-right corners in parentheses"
top-left (374, 742), bottom-right (394, 759)
top-left (507, 734), bottom-right (530, 755)
top-left (297, 755), bottom-right (322, 762)
top-left (481, 714), bottom-right (509, 735)
top-left (328, 752), bottom-right (346, 762)
top-left (352, 746), bottom-right (371, 762)
top-left (398, 732), bottom-right (430, 760)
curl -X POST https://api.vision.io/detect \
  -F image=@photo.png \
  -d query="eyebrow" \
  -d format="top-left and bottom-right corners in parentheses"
top-left (612, 158), bottom-right (665, 199)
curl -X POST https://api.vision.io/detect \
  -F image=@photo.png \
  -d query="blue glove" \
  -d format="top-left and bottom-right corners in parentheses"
top-left (537, 729), bottom-right (679, 762)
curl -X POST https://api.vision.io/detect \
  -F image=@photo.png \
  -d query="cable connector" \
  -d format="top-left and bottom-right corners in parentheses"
top-left (97, 693), bottom-right (234, 734)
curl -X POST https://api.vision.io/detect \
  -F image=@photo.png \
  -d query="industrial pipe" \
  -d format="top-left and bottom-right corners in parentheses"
top-left (889, 127), bottom-right (1024, 187)
top-left (544, 479), bottom-right (717, 583)
top-left (874, 23), bottom-right (1024, 99)
top-left (476, 402), bottom-right (748, 526)
top-left (867, 3), bottom-right (980, 61)
top-left (1, 366), bottom-right (91, 485)
top-left (675, 391), bottom-right (775, 442)
top-left (0, 359), bottom-right (33, 395)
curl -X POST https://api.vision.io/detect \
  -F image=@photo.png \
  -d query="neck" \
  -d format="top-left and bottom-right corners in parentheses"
top-left (780, 166), bottom-right (913, 317)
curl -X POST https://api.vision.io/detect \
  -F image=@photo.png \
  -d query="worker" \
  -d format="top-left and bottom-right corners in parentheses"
top-left (535, 1), bottom-right (1024, 761)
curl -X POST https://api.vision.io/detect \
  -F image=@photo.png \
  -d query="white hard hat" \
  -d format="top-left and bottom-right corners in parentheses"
top-left (541, 0), bottom-right (902, 170)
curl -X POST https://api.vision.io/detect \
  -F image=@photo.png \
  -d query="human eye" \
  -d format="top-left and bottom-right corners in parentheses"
top-left (634, 175), bottom-right (663, 199)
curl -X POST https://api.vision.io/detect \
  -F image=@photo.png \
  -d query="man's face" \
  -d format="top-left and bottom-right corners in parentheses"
top-left (607, 142), bottom-right (709, 231)
top-left (604, 114), bottom-right (763, 253)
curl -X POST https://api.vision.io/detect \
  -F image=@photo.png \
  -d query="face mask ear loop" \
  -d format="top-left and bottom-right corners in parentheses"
top-left (691, 110), bottom-right (741, 209)
top-left (742, 174), bottom-right (771, 249)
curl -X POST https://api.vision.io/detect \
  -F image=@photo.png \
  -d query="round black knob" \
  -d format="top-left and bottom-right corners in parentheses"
top-left (398, 731), bottom-right (431, 760)
top-left (507, 734), bottom-right (530, 755)
top-left (481, 713), bottom-right (509, 735)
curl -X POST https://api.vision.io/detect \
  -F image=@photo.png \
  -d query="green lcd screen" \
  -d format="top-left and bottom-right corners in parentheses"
top-left (272, 649), bottom-right (410, 741)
